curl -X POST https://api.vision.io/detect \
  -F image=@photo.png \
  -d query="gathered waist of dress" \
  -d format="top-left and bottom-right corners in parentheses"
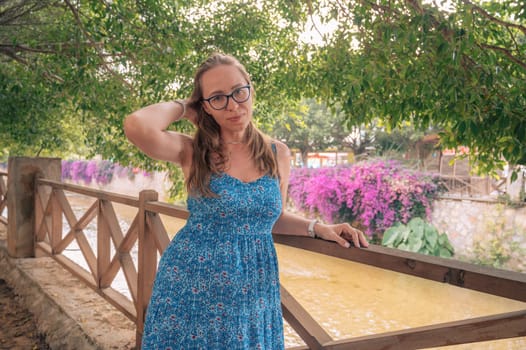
top-left (179, 217), bottom-right (276, 238)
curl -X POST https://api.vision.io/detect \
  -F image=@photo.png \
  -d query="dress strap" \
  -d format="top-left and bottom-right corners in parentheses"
top-left (270, 142), bottom-right (281, 180)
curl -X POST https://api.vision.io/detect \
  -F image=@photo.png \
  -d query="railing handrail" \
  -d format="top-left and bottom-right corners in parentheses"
top-left (273, 235), bottom-right (526, 302)
top-left (2, 169), bottom-right (523, 349)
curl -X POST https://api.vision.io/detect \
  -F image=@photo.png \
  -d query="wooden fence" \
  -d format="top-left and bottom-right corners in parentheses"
top-left (438, 175), bottom-right (506, 197)
top-left (2, 162), bottom-right (526, 349)
top-left (0, 171), bottom-right (7, 225)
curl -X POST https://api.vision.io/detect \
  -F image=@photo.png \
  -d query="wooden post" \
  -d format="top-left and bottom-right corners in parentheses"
top-left (7, 157), bottom-right (61, 258)
top-left (98, 199), bottom-right (110, 287)
top-left (136, 189), bottom-right (159, 349)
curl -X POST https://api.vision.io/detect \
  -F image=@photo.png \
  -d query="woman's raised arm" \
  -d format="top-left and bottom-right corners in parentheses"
top-left (123, 100), bottom-right (195, 170)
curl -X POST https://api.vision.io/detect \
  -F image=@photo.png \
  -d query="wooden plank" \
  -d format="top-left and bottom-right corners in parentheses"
top-left (54, 189), bottom-right (78, 228)
top-left (281, 285), bottom-right (332, 349)
top-left (0, 197), bottom-right (6, 217)
top-left (100, 214), bottom-right (139, 301)
top-left (273, 235), bottom-right (526, 302)
top-left (36, 178), bottom-right (140, 207)
top-left (100, 248), bottom-right (138, 304)
top-left (136, 190), bottom-right (159, 348)
top-left (0, 173), bottom-right (6, 223)
top-left (119, 254), bottom-right (138, 304)
top-left (100, 254), bottom-right (121, 288)
top-left (53, 189), bottom-right (79, 253)
top-left (145, 201), bottom-right (189, 220)
top-left (50, 191), bottom-right (62, 251)
top-left (35, 241), bottom-right (96, 286)
top-left (146, 213), bottom-right (170, 253)
top-left (0, 173), bottom-right (6, 191)
top-left (100, 199), bottom-right (125, 246)
top-left (100, 286), bottom-right (137, 321)
top-left (55, 230), bottom-right (76, 254)
top-left (99, 201), bottom-right (139, 302)
top-left (98, 200), bottom-right (111, 287)
top-left (55, 200), bottom-right (98, 253)
top-left (76, 200), bottom-right (98, 230)
top-left (120, 214), bottom-right (139, 253)
top-left (36, 242), bottom-right (137, 322)
top-left (323, 309), bottom-right (526, 350)
top-left (75, 230), bottom-right (98, 280)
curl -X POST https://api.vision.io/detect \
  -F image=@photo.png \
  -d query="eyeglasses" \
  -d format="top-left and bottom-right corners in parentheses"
top-left (202, 84), bottom-right (251, 110)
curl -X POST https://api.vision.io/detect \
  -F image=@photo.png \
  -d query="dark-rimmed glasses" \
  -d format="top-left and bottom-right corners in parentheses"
top-left (202, 84), bottom-right (251, 110)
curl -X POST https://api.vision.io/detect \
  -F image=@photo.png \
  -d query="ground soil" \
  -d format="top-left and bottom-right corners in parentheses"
top-left (0, 221), bottom-right (48, 349)
top-left (0, 279), bottom-right (50, 350)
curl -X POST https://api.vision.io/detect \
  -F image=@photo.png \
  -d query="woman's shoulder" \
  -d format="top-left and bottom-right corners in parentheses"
top-left (270, 139), bottom-right (291, 158)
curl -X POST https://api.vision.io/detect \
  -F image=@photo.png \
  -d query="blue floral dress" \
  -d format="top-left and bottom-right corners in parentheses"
top-left (142, 173), bottom-right (285, 350)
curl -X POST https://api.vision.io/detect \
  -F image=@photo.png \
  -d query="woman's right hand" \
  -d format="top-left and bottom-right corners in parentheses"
top-left (182, 99), bottom-right (198, 126)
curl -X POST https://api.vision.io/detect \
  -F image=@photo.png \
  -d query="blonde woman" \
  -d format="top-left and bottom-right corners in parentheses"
top-left (124, 53), bottom-right (368, 349)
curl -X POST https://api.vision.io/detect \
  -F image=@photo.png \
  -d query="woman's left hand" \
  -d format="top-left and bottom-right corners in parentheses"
top-left (315, 222), bottom-right (369, 248)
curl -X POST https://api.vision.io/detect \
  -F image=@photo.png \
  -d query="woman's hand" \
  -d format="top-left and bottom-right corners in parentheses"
top-left (315, 222), bottom-right (369, 248)
top-left (182, 99), bottom-right (199, 126)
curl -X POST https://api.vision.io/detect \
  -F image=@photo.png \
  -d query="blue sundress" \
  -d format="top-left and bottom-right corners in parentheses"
top-left (141, 172), bottom-right (285, 349)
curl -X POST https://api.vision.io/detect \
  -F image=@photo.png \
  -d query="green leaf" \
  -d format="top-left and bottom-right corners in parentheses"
top-left (407, 235), bottom-right (424, 252)
top-left (408, 217), bottom-right (425, 237)
top-left (398, 242), bottom-right (410, 251)
top-left (382, 226), bottom-right (400, 247)
top-left (425, 224), bottom-right (438, 247)
top-left (439, 247), bottom-right (453, 258)
top-left (399, 226), bottom-right (411, 244)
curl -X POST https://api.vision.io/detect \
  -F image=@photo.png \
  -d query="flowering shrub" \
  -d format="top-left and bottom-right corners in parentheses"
top-left (62, 160), bottom-right (150, 185)
top-left (288, 160), bottom-right (445, 236)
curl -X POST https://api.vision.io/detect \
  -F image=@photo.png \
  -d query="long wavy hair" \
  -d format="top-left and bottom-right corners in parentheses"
top-left (186, 53), bottom-right (279, 197)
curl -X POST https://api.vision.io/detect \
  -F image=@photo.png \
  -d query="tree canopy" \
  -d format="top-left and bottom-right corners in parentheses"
top-left (268, 99), bottom-right (351, 164)
top-left (1, 0), bottom-right (524, 175)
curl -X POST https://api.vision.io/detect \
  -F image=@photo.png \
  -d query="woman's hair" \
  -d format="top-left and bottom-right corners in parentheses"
top-left (186, 53), bottom-right (279, 197)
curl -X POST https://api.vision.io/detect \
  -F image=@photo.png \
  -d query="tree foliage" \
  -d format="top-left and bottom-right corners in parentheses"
top-left (302, 0), bottom-right (526, 173)
top-left (267, 99), bottom-right (351, 164)
top-left (0, 0), bottom-right (304, 166)
top-left (1, 0), bottom-right (524, 176)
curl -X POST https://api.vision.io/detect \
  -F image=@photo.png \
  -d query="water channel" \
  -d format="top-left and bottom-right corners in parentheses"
top-left (62, 193), bottom-right (525, 349)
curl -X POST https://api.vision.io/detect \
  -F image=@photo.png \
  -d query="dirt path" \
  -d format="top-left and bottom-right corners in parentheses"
top-left (0, 278), bottom-right (50, 350)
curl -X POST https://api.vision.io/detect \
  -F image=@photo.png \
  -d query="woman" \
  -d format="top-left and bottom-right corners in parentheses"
top-left (124, 53), bottom-right (368, 349)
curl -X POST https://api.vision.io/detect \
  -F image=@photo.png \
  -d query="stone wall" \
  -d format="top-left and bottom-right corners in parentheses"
top-left (430, 197), bottom-right (526, 271)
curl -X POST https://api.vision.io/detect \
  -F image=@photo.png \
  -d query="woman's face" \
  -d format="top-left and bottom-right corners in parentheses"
top-left (200, 64), bottom-right (253, 134)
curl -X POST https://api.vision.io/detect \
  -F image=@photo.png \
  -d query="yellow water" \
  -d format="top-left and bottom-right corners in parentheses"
top-left (277, 245), bottom-right (526, 349)
top-left (67, 194), bottom-right (526, 349)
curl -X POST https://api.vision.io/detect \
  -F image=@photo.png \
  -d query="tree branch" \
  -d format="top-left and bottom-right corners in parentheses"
top-left (0, 46), bottom-right (29, 65)
top-left (462, 0), bottom-right (526, 36)
top-left (63, 0), bottom-right (134, 90)
top-left (0, 0), bottom-right (49, 26)
top-left (0, 43), bottom-right (55, 54)
top-left (479, 43), bottom-right (526, 70)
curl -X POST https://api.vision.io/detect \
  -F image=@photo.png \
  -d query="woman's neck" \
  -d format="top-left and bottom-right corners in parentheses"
top-left (221, 131), bottom-right (246, 145)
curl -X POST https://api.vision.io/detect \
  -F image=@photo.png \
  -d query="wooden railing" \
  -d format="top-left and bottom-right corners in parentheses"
top-left (0, 162), bottom-right (520, 349)
top-left (0, 171), bottom-right (7, 225)
top-left (438, 175), bottom-right (505, 197)
top-left (31, 176), bottom-right (526, 349)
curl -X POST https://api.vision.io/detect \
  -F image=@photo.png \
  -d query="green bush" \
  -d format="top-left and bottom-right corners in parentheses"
top-left (382, 217), bottom-right (455, 258)
top-left (471, 205), bottom-right (525, 272)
